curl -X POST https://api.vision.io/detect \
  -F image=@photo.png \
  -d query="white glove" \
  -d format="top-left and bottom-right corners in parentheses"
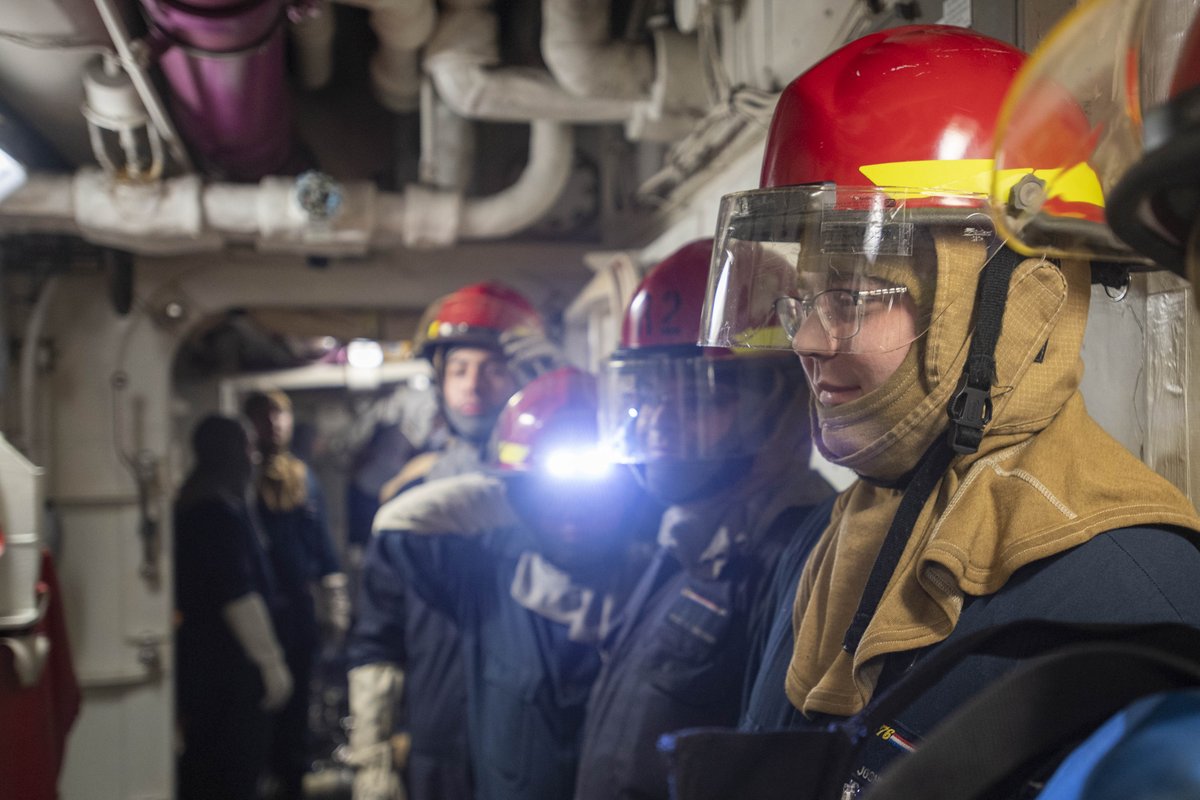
top-left (223, 592), bottom-right (294, 711)
top-left (499, 327), bottom-right (567, 386)
top-left (372, 473), bottom-right (517, 537)
top-left (317, 572), bottom-right (352, 642)
top-left (352, 757), bottom-right (406, 800)
top-left (347, 663), bottom-right (406, 800)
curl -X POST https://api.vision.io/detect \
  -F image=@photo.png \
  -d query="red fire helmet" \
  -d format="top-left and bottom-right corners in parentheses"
top-left (602, 239), bottom-right (799, 464)
top-left (492, 366), bottom-right (608, 479)
top-left (619, 239), bottom-right (716, 352)
top-left (414, 282), bottom-right (543, 361)
top-left (698, 26), bottom-right (1095, 357)
top-left (761, 25), bottom-right (1025, 196)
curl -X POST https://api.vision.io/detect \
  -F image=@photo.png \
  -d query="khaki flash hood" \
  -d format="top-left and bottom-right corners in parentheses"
top-left (787, 236), bottom-right (1200, 717)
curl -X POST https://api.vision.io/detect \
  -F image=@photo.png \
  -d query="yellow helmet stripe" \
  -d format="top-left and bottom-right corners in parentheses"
top-left (497, 441), bottom-right (530, 467)
top-left (858, 159), bottom-right (1105, 208)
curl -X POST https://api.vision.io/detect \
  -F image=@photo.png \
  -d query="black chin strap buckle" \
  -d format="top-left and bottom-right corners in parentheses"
top-left (947, 374), bottom-right (993, 455)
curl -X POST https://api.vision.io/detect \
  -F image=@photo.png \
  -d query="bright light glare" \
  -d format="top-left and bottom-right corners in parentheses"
top-left (544, 447), bottom-right (614, 480)
top-left (346, 338), bottom-right (384, 369)
top-left (627, 407), bottom-right (638, 418)
top-left (518, 413), bottom-right (537, 427)
top-left (0, 147), bottom-right (27, 204)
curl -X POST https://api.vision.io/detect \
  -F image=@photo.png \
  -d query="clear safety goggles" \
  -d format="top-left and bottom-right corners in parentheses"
top-left (598, 351), bottom-right (786, 463)
top-left (700, 185), bottom-right (997, 355)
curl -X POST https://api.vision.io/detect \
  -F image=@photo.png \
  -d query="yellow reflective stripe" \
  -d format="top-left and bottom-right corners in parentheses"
top-left (858, 159), bottom-right (1104, 207)
top-left (497, 441), bottom-right (530, 467)
top-left (859, 159), bottom-right (996, 195)
top-left (1037, 162), bottom-right (1105, 208)
top-left (734, 326), bottom-right (788, 350)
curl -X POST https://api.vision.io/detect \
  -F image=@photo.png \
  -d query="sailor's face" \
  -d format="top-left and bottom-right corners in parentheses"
top-left (442, 347), bottom-right (516, 421)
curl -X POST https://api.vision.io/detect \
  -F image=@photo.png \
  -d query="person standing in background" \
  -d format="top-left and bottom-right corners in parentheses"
top-left (379, 367), bottom-right (660, 800)
top-left (175, 415), bottom-right (292, 800)
top-left (576, 240), bottom-right (834, 800)
top-left (346, 282), bottom-right (560, 800)
top-left (244, 389), bottom-right (349, 800)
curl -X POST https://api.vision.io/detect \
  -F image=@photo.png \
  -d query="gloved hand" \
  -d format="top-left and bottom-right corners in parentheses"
top-left (352, 755), bottom-right (406, 800)
top-left (347, 663), bottom-right (406, 800)
top-left (258, 656), bottom-right (295, 712)
top-left (222, 592), bottom-right (294, 711)
top-left (499, 327), bottom-right (567, 386)
top-left (372, 474), bottom-right (517, 538)
top-left (316, 572), bottom-right (352, 643)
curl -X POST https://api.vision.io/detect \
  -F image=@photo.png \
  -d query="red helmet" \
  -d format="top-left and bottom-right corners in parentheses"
top-left (700, 26), bottom-right (1043, 357)
top-left (494, 366), bottom-right (654, 565)
top-left (492, 366), bottom-right (608, 479)
top-left (620, 239), bottom-right (715, 351)
top-left (601, 239), bottom-right (799, 466)
top-left (761, 26), bottom-right (1023, 193)
top-left (414, 282), bottom-right (543, 361)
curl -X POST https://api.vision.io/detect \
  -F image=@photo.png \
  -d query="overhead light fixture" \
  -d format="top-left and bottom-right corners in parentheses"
top-left (346, 338), bottom-right (384, 369)
top-left (81, 55), bottom-right (162, 182)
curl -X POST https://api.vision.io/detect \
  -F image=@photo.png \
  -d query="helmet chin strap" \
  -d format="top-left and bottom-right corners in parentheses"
top-left (842, 244), bottom-right (1025, 656)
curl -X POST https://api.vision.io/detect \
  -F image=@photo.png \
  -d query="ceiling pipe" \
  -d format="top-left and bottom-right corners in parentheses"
top-left (424, 1), bottom-right (638, 122)
top-left (335, 0), bottom-right (438, 112)
top-left (290, 0), bottom-right (337, 90)
top-left (458, 120), bottom-right (570, 238)
top-left (540, 0), bottom-right (654, 99)
top-left (0, 120), bottom-right (573, 254)
top-left (419, 79), bottom-right (475, 190)
top-left (139, 0), bottom-right (295, 180)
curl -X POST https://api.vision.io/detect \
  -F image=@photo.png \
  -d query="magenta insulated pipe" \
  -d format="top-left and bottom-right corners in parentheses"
top-left (139, 0), bottom-right (293, 180)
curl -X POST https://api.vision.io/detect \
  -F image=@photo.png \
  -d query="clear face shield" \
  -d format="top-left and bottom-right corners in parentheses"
top-left (598, 351), bottom-right (785, 464)
top-left (700, 185), bottom-right (998, 356)
top-left (990, 0), bottom-right (1200, 265)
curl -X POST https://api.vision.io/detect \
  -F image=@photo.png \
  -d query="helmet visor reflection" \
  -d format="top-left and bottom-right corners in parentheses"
top-left (598, 353), bottom-right (782, 463)
top-left (701, 185), bottom-right (996, 355)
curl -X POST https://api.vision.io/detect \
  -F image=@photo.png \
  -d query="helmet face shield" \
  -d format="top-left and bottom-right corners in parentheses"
top-left (990, 0), bottom-right (1200, 266)
top-left (599, 351), bottom-right (784, 463)
top-left (701, 185), bottom-right (996, 355)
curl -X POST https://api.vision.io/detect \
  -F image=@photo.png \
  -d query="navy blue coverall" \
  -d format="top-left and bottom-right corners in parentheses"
top-left (392, 526), bottom-right (602, 800)
top-left (174, 494), bottom-right (278, 800)
top-left (736, 522), bottom-right (1200, 798)
top-left (574, 504), bottom-right (817, 800)
top-left (345, 436), bottom-right (482, 800)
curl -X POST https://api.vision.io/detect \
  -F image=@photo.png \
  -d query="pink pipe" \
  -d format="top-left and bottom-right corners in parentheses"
top-left (140, 0), bottom-right (293, 180)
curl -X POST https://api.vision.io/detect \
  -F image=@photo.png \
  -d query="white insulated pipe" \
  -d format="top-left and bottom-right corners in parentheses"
top-left (460, 120), bottom-right (571, 237)
top-left (337, 0), bottom-right (438, 112)
top-left (419, 79), bottom-right (475, 190)
top-left (19, 277), bottom-right (60, 464)
top-left (0, 119), bottom-right (573, 253)
top-left (0, 0), bottom-right (613, 253)
top-left (541, 0), bottom-right (654, 100)
top-left (424, 4), bottom-right (637, 122)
